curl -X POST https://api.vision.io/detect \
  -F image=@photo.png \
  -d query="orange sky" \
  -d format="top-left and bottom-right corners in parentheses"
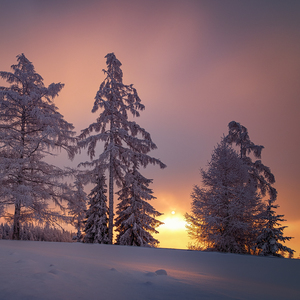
top-left (0, 0), bottom-right (300, 256)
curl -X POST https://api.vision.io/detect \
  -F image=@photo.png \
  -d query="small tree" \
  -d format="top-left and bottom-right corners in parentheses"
top-left (254, 198), bottom-right (294, 257)
top-left (83, 174), bottom-right (109, 244)
top-left (186, 139), bottom-right (262, 253)
top-left (115, 167), bottom-right (163, 247)
top-left (68, 174), bottom-right (87, 242)
top-left (0, 54), bottom-right (76, 240)
top-left (78, 53), bottom-right (165, 243)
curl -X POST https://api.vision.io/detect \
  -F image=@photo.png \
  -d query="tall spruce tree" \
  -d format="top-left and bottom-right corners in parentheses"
top-left (78, 53), bottom-right (165, 244)
top-left (115, 165), bottom-right (163, 247)
top-left (186, 139), bottom-right (262, 253)
top-left (83, 174), bottom-right (109, 244)
top-left (0, 54), bottom-right (76, 240)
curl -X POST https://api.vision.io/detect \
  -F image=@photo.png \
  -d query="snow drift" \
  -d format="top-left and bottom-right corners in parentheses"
top-left (0, 240), bottom-right (299, 300)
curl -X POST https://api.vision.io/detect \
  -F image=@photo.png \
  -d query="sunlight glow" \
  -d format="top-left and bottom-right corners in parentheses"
top-left (159, 215), bottom-right (187, 231)
top-left (156, 212), bottom-right (190, 249)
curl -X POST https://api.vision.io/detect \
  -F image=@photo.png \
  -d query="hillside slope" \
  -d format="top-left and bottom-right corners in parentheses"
top-left (0, 240), bottom-right (299, 300)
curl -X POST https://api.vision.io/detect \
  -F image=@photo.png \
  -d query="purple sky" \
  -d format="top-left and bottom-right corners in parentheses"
top-left (1, 0), bottom-right (299, 253)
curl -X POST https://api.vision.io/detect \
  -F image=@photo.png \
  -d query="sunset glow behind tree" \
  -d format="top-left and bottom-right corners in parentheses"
top-left (0, 0), bottom-right (299, 255)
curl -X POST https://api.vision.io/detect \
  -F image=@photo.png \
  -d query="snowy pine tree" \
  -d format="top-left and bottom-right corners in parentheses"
top-left (68, 174), bottom-right (87, 242)
top-left (254, 198), bottom-right (294, 257)
top-left (78, 53), bottom-right (165, 243)
top-left (186, 139), bottom-right (262, 253)
top-left (115, 166), bottom-right (163, 247)
top-left (83, 174), bottom-right (109, 244)
top-left (0, 54), bottom-right (76, 240)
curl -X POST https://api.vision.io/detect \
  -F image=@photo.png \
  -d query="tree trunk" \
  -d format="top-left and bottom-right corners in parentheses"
top-left (12, 110), bottom-right (26, 240)
top-left (12, 202), bottom-right (21, 240)
top-left (108, 150), bottom-right (114, 244)
top-left (108, 117), bottom-right (114, 244)
top-left (76, 222), bottom-right (82, 242)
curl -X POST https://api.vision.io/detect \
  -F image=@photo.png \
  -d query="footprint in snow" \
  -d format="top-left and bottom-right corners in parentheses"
top-left (48, 268), bottom-right (59, 275)
top-left (48, 264), bottom-right (59, 275)
top-left (155, 269), bottom-right (167, 276)
top-left (145, 269), bottom-right (168, 277)
top-left (15, 259), bottom-right (26, 263)
top-left (145, 272), bottom-right (156, 277)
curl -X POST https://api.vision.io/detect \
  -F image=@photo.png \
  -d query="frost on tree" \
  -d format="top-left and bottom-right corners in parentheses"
top-left (186, 139), bottom-right (262, 254)
top-left (254, 198), bottom-right (294, 257)
top-left (78, 53), bottom-right (166, 244)
top-left (68, 173), bottom-right (87, 242)
top-left (225, 121), bottom-right (264, 159)
top-left (225, 121), bottom-right (277, 201)
top-left (0, 222), bottom-right (74, 242)
top-left (0, 54), bottom-right (76, 240)
top-left (224, 121), bottom-right (293, 257)
top-left (83, 174), bottom-right (109, 244)
top-left (115, 166), bottom-right (163, 247)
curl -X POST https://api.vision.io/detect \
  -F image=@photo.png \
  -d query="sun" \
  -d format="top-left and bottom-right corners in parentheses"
top-left (155, 211), bottom-right (189, 249)
top-left (159, 212), bottom-right (186, 231)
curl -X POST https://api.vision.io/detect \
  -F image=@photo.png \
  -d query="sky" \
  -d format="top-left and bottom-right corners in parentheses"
top-left (0, 0), bottom-right (299, 255)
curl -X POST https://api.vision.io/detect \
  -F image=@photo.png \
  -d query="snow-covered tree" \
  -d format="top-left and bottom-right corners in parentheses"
top-left (83, 174), bottom-right (109, 244)
top-left (0, 54), bottom-right (76, 240)
top-left (115, 166), bottom-right (163, 247)
top-left (68, 173), bottom-right (87, 242)
top-left (78, 53), bottom-right (165, 243)
top-left (0, 223), bottom-right (11, 239)
top-left (225, 121), bottom-right (264, 160)
top-left (186, 139), bottom-right (262, 253)
top-left (222, 121), bottom-right (294, 256)
top-left (225, 121), bottom-right (277, 201)
top-left (254, 198), bottom-right (294, 257)
top-left (0, 203), bottom-right (4, 218)
top-left (0, 222), bottom-right (74, 242)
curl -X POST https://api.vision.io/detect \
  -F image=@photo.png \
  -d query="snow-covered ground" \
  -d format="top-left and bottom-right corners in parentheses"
top-left (0, 240), bottom-right (299, 300)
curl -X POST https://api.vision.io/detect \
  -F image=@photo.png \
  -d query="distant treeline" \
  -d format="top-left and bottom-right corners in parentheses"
top-left (0, 223), bottom-right (74, 242)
